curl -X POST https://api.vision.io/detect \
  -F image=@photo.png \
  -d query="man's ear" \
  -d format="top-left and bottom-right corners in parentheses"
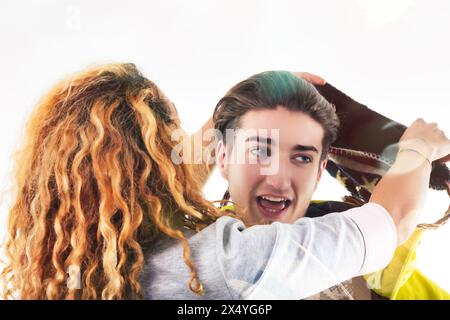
top-left (315, 158), bottom-right (328, 190)
top-left (216, 140), bottom-right (229, 180)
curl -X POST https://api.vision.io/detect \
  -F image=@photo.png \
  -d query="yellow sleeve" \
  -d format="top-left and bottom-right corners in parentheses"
top-left (364, 228), bottom-right (450, 300)
top-left (393, 268), bottom-right (450, 300)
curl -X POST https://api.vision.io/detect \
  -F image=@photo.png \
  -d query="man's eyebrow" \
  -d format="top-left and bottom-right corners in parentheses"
top-left (244, 136), bottom-right (319, 153)
top-left (293, 144), bottom-right (319, 153)
top-left (245, 136), bottom-right (273, 145)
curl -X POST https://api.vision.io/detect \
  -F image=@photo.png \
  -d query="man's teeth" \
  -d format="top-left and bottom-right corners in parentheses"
top-left (261, 195), bottom-right (287, 202)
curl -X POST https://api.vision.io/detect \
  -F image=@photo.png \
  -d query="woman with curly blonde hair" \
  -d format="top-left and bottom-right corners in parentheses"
top-left (1, 63), bottom-right (218, 299)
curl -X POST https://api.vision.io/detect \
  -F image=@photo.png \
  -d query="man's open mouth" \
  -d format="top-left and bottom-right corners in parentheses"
top-left (256, 195), bottom-right (292, 219)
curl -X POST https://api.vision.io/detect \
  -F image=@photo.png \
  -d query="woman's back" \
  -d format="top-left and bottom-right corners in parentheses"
top-left (1, 63), bottom-right (217, 299)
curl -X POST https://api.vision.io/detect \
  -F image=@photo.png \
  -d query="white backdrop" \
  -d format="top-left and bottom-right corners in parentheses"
top-left (1, 0), bottom-right (449, 292)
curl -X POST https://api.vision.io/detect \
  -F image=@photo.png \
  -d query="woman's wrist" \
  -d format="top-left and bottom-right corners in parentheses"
top-left (398, 148), bottom-right (432, 166)
top-left (391, 140), bottom-right (433, 174)
top-left (398, 138), bottom-right (435, 162)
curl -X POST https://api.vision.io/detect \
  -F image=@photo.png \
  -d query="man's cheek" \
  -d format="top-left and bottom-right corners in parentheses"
top-left (240, 166), bottom-right (260, 197)
top-left (242, 165), bottom-right (264, 188)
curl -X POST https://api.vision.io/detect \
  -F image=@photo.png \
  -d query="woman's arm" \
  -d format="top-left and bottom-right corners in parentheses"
top-left (190, 117), bottom-right (215, 187)
top-left (369, 118), bottom-right (450, 245)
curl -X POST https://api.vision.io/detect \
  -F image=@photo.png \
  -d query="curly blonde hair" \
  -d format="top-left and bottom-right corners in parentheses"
top-left (1, 63), bottom-right (218, 299)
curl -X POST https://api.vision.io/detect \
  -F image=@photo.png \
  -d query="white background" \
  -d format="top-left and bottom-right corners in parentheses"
top-left (0, 0), bottom-right (449, 293)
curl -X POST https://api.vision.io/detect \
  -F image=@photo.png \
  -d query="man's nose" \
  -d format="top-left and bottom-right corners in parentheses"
top-left (264, 166), bottom-right (291, 191)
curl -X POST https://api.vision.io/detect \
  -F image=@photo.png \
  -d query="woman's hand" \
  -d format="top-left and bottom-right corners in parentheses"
top-left (292, 72), bottom-right (326, 86)
top-left (399, 118), bottom-right (450, 163)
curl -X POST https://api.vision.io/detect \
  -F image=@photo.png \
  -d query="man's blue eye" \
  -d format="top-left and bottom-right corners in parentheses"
top-left (295, 155), bottom-right (312, 163)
